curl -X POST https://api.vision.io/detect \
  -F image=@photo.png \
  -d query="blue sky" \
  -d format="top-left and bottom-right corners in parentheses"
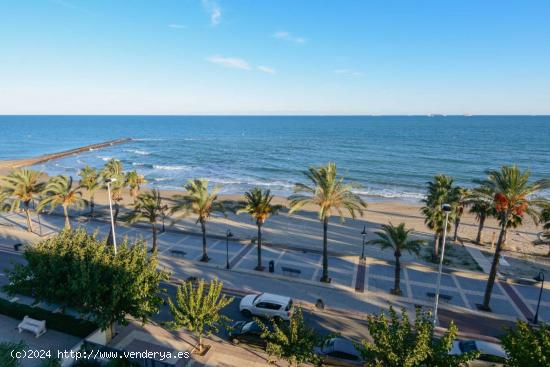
top-left (1, 0), bottom-right (549, 115)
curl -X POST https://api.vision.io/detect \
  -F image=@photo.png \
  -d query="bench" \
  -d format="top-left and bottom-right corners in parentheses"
top-left (18, 316), bottom-right (46, 338)
top-left (281, 266), bottom-right (301, 276)
top-left (426, 292), bottom-right (453, 302)
top-left (170, 249), bottom-right (186, 257)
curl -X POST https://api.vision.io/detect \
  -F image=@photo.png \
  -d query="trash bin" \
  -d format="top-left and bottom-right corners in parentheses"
top-left (269, 260), bottom-right (275, 273)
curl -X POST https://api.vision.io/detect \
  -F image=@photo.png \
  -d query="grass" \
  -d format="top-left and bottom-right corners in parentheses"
top-left (421, 241), bottom-right (483, 272)
top-left (0, 298), bottom-right (98, 338)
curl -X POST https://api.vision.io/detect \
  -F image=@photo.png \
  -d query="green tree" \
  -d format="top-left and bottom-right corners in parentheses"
top-left (358, 307), bottom-right (478, 367)
top-left (79, 165), bottom-right (102, 218)
top-left (165, 279), bottom-right (233, 354)
top-left (125, 170), bottom-right (147, 203)
top-left (368, 223), bottom-right (424, 295)
top-left (38, 175), bottom-right (85, 229)
top-left (466, 185), bottom-right (496, 244)
top-left (289, 163), bottom-right (366, 283)
top-left (4, 228), bottom-right (169, 339)
top-left (122, 189), bottom-right (164, 252)
top-left (0, 169), bottom-right (45, 232)
top-left (171, 179), bottom-right (225, 262)
top-left (477, 165), bottom-right (549, 310)
top-left (421, 175), bottom-right (458, 259)
top-left (236, 187), bottom-right (283, 270)
top-left (257, 307), bottom-right (321, 367)
top-left (501, 320), bottom-right (550, 367)
top-left (0, 341), bottom-right (25, 367)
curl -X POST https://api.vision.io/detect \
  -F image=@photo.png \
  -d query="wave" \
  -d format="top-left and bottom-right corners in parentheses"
top-left (133, 138), bottom-right (166, 141)
top-left (353, 188), bottom-right (426, 200)
top-left (124, 149), bottom-right (150, 155)
top-left (97, 156), bottom-right (112, 162)
top-left (153, 164), bottom-right (189, 171)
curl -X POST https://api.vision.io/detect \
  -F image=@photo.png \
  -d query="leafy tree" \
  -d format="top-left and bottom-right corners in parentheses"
top-left (466, 185), bottom-right (496, 244)
top-left (165, 278), bottom-right (233, 354)
top-left (421, 175), bottom-right (458, 259)
top-left (501, 320), bottom-right (550, 367)
top-left (289, 162), bottom-right (366, 282)
top-left (171, 179), bottom-right (225, 262)
top-left (79, 165), bottom-right (102, 218)
top-left (0, 169), bottom-right (45, 232)
top-left (358, 307), bottom-right (478, 367)
top-left (125, 170), bottom-right (147, 203)
top-left (0, 341), bottom-right (25, 367)
top-left (257, 307), bottom-right (322, 367)
top-left (476, 165), bottom-right (549, 310)
top-left (236, 187), bottom-right (284, 270)
top-left (38, 175), bottom-right (85, 229)
top-left (368, 223), bottom-right (424, 295)
top-left (122, 189), bottom-right (164, 252)
top-left (4, 228), bottom-right (169, 339)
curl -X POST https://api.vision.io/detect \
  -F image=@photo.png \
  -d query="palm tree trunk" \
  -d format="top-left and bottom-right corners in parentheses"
top-left (63, 206), bottom-right (70, 229)
top-left (320, 216), bottom-right (330, 283)
top-left (255, 221), bottom-right (264, 271)
top-left (453, 217), bottom-right (461, 241)
top-left (476, 214), bottom-right (486, 244)
top-left (200, 218), bottom-right (209, 262)
top-left (433, 233), bottom-right (440, 259)
top-left (90, 195), bottom-right (95, 218)
top-left (24, 202), bottom-right (33, 232)
top-left (481, 216), bottom-right (508, 311)
top-left (151, 222), bottom-right (158, 253)
top-left (392, 251), bottom-right (402, 295)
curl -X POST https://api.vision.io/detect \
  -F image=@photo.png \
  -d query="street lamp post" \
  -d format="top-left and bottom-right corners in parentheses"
top-left (226, 229), bottom-right (233, 269)
top-left (105, 178), bottom-right (118, 254)
top-left (360, 225), bottom-right (367, 260)
top-left (533, 271), bottom-right (545, 324)
top-left (433, 203), bottom-right (452, 326)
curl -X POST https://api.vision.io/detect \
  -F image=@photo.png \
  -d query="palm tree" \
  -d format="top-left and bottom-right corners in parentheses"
top-left (171, 179), bottom-right (225, 262)
top-left (452, 187), bottom-right (469, 241)
top-left (122, 189), bottom-right (163, 252)
top-left (38, 175), bottom-right (85, 229)
top-left (467, 185), bottom-right (496, 244)
top-left (477, 165), bottom-right (550, 311)
top-left (289, 163), bottom-right (366, 283)
top-left (79, 165), bottom-right (102, 218)
top-left (101, 159), bottom-right (126, 243)
top-left (125, 170), bottom-right (147, 202)
top-left (236, 187), bottom-right (283, 271)
top-left (0, 169), bottom-right (45, 232)
top-left (421, 175), bottom-right (457, 259)
top-left (368, 223), bottom-right (424, 295)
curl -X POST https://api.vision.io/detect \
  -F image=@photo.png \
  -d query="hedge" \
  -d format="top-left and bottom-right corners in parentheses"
top-left (0, 298), bottom-right (98, 338)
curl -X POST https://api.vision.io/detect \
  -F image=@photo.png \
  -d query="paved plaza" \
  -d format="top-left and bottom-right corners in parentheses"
top-left (1, 211), bottom-right (549, 326)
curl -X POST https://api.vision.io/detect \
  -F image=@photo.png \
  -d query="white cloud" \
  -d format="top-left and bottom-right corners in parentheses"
top-left (273, 31), bottom-right (306, 44)
top-left (168, 24), bottom-right (186, 29)
top-left (334, 69), bottom-right (364, 77)
top-left (257, 65), bottom-right (276, 74)
top-left (202, 0), bottom-right (221, 26)
top-left (207, 55), bottom-right (251, 70)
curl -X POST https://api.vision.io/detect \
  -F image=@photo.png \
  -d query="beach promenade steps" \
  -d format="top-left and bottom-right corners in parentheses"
top-left (0, 138), bottom-right (132, 170)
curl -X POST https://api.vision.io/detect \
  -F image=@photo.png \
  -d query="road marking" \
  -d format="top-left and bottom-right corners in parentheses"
top-left (403, 268), bottom-right (413, 300)
top-left (451, 274), bottom-right (472, 309)
top-left (498, 282), bottom-right (531, 320)
top-left (230, 243), bottom-right (254, 268)
top-left (354, 258), bottom-right (366, 293)
top-left (311, 255), bottom-right (324, 281)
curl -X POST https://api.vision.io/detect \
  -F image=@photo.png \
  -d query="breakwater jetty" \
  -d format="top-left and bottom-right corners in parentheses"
top-left (0, 138), bottom-right (132, 171)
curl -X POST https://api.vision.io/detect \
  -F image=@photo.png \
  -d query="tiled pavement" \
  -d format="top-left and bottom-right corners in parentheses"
top-left (1, 211), bottom-right (550, 324)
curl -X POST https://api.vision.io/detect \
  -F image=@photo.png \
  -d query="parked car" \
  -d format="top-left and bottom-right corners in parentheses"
top-left (451, 339), bottom-right (507, 362)
top-left (228, 320), bottom-right (273, 348)
top-left (239, 293), bottom-right (294, 321)
top-left (314, 337), bottom-right (363, 366)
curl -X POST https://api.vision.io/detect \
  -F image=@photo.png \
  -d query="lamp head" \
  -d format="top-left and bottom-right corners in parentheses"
top-left (105, 178), bottom-right (117, 184)
top-left (442, 203), bottom-right (452, 213)
top-left (534, 271), bottom-right (545, 282)
top-left (361, 225), bottom-right (367, 236)
top-left (227, 229), bottom-right (233, 238)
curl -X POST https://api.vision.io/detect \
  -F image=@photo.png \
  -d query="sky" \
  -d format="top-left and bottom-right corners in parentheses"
top-left (0, 0), bottom-right (549, 115)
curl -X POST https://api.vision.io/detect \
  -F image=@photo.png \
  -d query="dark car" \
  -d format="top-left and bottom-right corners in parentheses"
top-left (315, 337), bottom-right (363, 366)
top-left (228, 320), bottom-right (272, 348)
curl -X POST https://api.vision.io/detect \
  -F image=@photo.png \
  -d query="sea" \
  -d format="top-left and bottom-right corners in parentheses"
top-left (1, 115), bottom-right (549, 202)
